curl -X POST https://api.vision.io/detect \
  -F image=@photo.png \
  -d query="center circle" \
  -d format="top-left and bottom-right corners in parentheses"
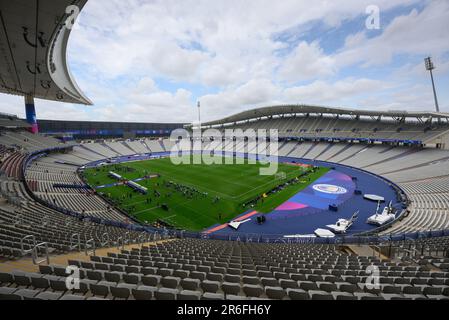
top-left (312, 184), bottom-right (348, 195)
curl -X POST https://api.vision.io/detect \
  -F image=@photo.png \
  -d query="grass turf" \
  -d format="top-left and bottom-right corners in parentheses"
top-left (81, 155), bottom-right (329, 231)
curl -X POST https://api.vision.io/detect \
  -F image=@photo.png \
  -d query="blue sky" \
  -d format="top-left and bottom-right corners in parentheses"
top-left (1, 0), bottom-right (448, 123)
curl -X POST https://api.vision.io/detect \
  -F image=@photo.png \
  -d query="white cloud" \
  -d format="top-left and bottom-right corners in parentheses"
top-left (278, 41), bottom-right (336, 82)
top-left (90, 77), bottom-right (195, 122)
top-left (198, 77), bottom-right (401, 122)
top-left (70, 0), bottom-right (423, 86)
top-left (358, 84), bottom-right (436, 112)
top-left (200, 79), bottom-right (281, 120)
top-left (336, 1), bottom-right (449, 68)
top-left (283, 78), bottom-right (392, 104)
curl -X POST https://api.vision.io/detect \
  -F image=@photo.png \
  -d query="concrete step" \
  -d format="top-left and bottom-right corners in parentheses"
top-left (346, 245), bottom-right (389, 260)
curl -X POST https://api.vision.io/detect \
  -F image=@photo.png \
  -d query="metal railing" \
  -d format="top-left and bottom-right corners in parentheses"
top-left (124, 232), bottom-right (130, 246)
top-left (115, 237), bottom-right (124, 250)
top-left (403, 248), bottom-right (420, 260)
top-left (389, 244), bottom-right (420, 261)
top-left (85, 238), bottom-right (96, 256)
top-left (416, 245), bottom-right (447, 258)
top-left (101, 232), bottom-right (110, 247)
top-left (136, 233), bottom-right (148, 248)
top-left (32, 242), bottom-right (50, 265)
top-left (20, 235), bottom-right (36, 256)
top-left (69, 233), bottom-right (81, 251)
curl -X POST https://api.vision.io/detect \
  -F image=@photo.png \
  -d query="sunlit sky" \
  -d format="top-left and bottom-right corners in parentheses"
top-left (1, 0), bottom-right (448, 123)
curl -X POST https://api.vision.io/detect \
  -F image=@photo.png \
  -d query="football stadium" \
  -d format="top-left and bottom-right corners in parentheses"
top-left (1, 0), bottom-right (449, 305)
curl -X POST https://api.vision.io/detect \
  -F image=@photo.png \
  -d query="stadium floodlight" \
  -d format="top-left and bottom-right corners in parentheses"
top-left (197, 101), bottom-right (201, 130)
top-left (424, 57), bottom-right (440, 113)
top-left (424, 57), bottom-right (434, 70)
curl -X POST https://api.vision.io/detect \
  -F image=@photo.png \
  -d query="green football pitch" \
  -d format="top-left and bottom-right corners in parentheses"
top-left (81, 156), bottom-right (329, 231)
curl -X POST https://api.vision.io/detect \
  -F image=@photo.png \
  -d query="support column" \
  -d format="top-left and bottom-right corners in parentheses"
top-left (25, 95), bottom-right (39, 134)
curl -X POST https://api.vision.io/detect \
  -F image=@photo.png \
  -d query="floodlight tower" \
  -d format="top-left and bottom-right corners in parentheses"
top-left (197, 101), bottom-right (201, 131)
top-left (425, 57), bottom-right (440, 113)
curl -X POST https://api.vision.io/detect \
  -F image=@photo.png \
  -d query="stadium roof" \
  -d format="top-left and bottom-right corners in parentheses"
top-left (0, 0), bottom-right (92, 105)
top-left (199, 105), bottom-right (449, 127)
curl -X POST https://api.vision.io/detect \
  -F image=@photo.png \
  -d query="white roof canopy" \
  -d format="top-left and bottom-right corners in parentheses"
top-left (0, 0), bottom-right (92, 105)
top-left (197, 105), bottom-right (449, 128)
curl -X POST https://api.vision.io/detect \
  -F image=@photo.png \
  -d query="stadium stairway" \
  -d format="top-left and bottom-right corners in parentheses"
top-left (345, 245), bottom-right (389, 260)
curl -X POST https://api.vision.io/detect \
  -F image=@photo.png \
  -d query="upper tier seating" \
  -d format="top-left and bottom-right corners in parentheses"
top-left (0, 131), bottom-right (68, 153)
top-left (224, 116), bottom-right (449, 143)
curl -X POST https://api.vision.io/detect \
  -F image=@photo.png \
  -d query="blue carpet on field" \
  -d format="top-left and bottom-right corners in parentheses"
top-left (204, 155), bottom-right (401, 237)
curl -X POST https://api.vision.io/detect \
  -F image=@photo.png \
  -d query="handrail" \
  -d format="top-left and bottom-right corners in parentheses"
top-left (402, 247), bottom-right (419, 263)
top-left (32, 242), bottom-right (50, 265)
top-left (69, 233), bottom-right (81, 251)
top-left (85, 238), bottom-right (96, 256)
top-left (115, 237), bottom-right (124, 250)
top-left (101, 232), bottom-right (110, 247)
top-left (136, 233), bottom-right (147, 248)
top-left (408, 247), bottom-right (421, 262)
top-left (21, 235), bottom-right (36, 255)
top-left (124, 232), bottom-right (130, 246)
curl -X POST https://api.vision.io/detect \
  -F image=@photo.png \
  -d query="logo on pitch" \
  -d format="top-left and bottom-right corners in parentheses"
top-left (312, 184), bottom-right (347, 195)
